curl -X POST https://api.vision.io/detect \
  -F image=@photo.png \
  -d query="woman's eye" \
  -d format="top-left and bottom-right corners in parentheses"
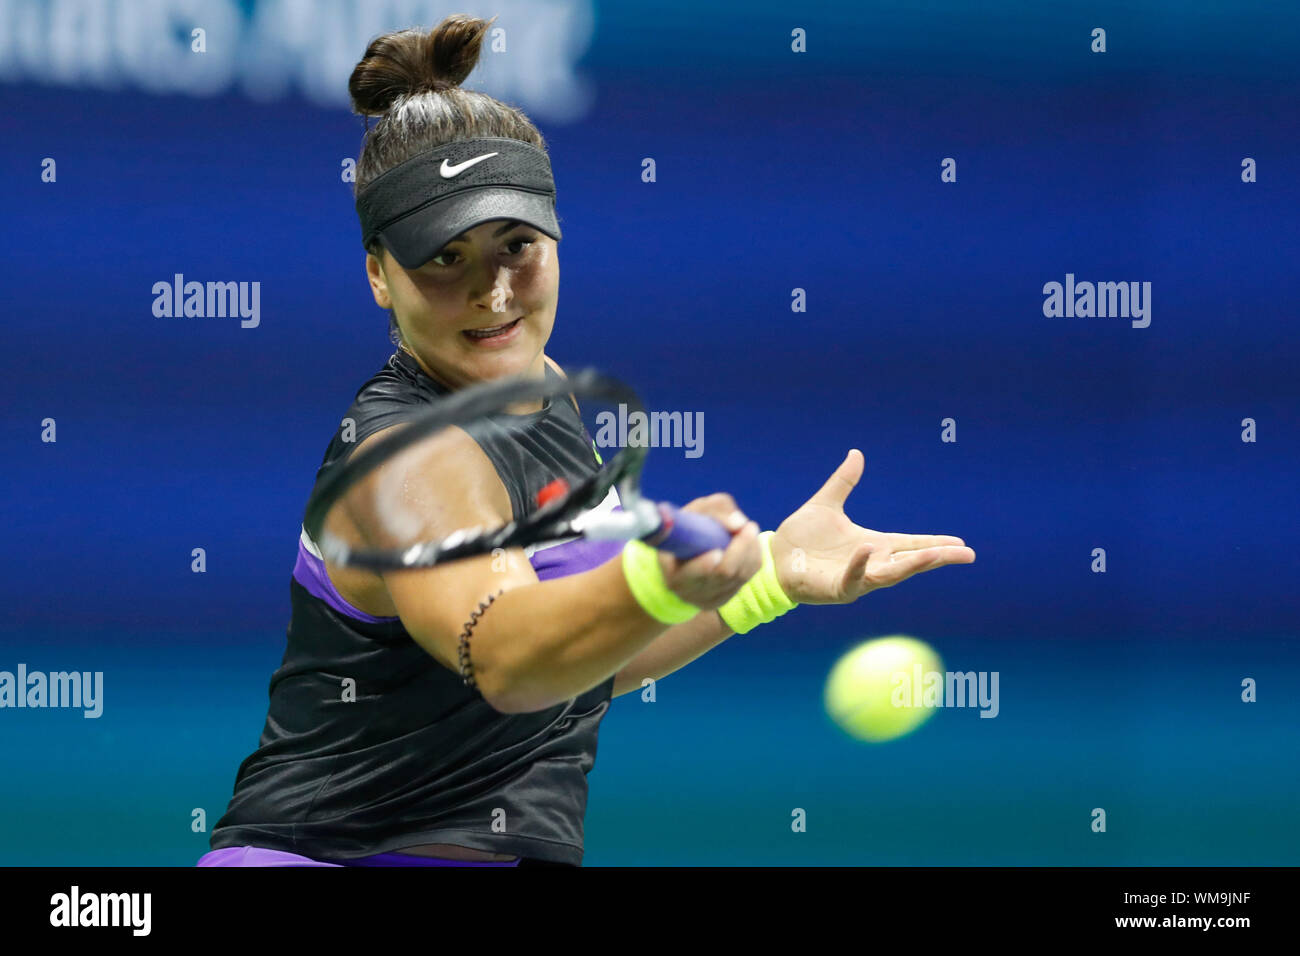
top-left (428, 237), bottom-right (535, 268)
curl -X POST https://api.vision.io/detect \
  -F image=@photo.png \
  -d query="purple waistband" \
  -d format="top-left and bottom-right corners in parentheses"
top-left (332, 851), bottom-right (520, 867)
top-left (197, 846), bottom-right (520, 867)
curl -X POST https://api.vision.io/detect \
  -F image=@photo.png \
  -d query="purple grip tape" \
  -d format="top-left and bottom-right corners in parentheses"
top-left (644, 503), bottom-right (733, 559)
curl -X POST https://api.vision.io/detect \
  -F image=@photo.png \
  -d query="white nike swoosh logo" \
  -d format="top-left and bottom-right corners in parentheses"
top-left (440, 152), bottom-right (499, 178)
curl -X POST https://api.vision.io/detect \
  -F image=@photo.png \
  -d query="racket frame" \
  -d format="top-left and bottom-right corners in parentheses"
top-left (302, 368), bottom-right (659, 572)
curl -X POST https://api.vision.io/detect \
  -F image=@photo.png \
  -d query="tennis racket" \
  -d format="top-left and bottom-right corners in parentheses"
top-left (302, 367), bottom-right (732, 572)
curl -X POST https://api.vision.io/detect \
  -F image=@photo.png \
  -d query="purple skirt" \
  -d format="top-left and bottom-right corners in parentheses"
top-left (197, 846), bottom-right (521, 867)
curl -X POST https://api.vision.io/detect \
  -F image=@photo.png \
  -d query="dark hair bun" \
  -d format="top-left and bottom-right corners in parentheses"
top-left (349, 14), bottom-right (496, 116)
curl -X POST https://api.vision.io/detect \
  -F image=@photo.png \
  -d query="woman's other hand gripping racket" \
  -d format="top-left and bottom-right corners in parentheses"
top-left (648, 493), bottom-right (762, 611)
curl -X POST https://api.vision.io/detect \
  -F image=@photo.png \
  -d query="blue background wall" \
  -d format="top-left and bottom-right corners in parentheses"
top-left (1, 1), bottom-right (1296, 864)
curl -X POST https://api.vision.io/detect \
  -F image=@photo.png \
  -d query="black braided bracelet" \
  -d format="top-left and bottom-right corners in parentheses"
top-left (458, 589), bottom-right (504, 691)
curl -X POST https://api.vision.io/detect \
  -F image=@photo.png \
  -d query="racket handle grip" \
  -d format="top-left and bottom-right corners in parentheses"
top-left (643, 502), bottom-right (734, 560)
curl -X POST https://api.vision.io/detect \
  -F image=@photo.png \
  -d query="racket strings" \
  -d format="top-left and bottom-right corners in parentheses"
top-left (306, 370), bottom-right (648, 571)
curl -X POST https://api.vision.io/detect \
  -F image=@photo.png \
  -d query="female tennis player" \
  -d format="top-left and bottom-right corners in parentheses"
top-left (198, 15), bottom-right (974, 868)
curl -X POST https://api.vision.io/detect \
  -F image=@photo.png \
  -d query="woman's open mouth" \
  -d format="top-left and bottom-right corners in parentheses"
top-left (462, 316), bottom-right (523, 346)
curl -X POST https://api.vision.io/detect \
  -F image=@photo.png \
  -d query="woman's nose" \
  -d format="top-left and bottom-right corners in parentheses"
top-left (472, 263), bottom-right (512, 310)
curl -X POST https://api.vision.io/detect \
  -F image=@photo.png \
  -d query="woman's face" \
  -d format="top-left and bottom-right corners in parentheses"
top-left (366, 218), bottom-right (559, 389)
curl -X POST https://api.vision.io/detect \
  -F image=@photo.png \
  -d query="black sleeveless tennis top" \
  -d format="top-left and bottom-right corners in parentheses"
top-left (209, 348), bottom-right (624, 865)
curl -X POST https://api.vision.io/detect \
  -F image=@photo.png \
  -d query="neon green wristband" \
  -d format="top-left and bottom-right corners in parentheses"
top-left (621, 538), bottom-right (701, 625)
top-left (717, 531), bottom-right (798, 635)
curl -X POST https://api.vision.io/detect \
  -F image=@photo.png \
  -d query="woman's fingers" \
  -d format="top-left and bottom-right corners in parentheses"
top-left (841, 542), bottom-right (876, 591)
top-left (885, 532), bottom-right (967, 552)
top-left (715, 521), bottom-right (761, 581)
top-left (869, 544), bottom-right (975, 588)
top-left (660, 496), bottom-right (762, 609)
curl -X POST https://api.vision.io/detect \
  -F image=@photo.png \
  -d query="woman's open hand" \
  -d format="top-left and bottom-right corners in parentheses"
top-left (771, 449), bottom-right (975, 605)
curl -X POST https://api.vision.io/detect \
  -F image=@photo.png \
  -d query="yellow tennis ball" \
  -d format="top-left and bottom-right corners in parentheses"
top-left (824, 636), bottom-right (944, 742)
